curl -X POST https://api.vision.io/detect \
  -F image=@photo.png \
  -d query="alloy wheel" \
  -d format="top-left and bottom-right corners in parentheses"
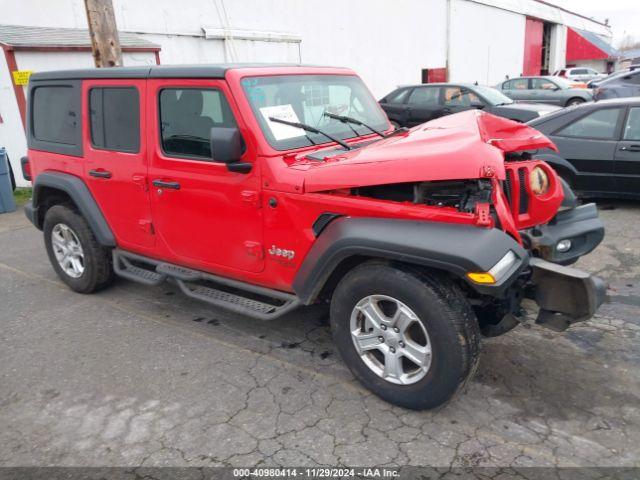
top-left (51, 223), bottom-right (85, 278)
top-left (349, 294), bottom-right (432, 385)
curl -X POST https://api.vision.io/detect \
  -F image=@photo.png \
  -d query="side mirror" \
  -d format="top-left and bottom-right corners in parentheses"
top-left (210, 127), bottom-right (251, 173)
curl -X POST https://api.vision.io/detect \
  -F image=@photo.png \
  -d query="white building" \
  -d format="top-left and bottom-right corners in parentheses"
top-left (0, 0), bottom-right (614, 186)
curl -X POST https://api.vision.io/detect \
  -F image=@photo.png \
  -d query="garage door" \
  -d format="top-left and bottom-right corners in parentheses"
top-left (523, 18), bottom-right (543, 76)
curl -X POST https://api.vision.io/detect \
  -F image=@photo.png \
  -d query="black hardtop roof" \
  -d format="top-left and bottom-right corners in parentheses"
top-left (30, 63), bottom-right (334, 82)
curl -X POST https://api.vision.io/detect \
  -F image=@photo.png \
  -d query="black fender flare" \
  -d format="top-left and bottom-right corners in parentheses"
top-left (292, 217), bottom-right (529, 304)
top-left (29, 171), bottom-right (115, 247)
top-left (534, 153), bottom-right (578, 179)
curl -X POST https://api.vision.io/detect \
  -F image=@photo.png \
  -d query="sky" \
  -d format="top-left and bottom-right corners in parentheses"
top-left (552, 0), bottom-right (640, 47)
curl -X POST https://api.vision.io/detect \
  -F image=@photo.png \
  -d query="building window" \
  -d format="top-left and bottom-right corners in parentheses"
top-left (89, 87), bottom-right (140, 152)
top-left (159, 88), bottom-right (237, 160)
top-left (32, 86), bottom-right (77, 145)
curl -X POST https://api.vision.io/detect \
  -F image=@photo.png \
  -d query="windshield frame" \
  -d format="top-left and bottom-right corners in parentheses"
top-left (240, 73), bottom-right (390, 151)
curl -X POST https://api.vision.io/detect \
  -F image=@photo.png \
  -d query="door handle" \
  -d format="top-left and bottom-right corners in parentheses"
top-left (89, 169), bottom-right (112, 179)
top-left (152, 179), bottom-right (181, 190)
top-left (620, 145), bottom-right (640, 152)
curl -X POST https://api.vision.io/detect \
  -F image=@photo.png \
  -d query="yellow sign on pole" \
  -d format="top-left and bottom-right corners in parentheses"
top-left (12, 70), bottom-right (33, 86)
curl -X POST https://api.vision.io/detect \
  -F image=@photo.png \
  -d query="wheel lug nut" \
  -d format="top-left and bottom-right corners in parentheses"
top-left (390, 347), bottom-right (396, 353)
top-left (378, 336), bottom-right (384, 343)
top-left (399, 341), bottom-right (405, 348)
top-left (393, 327), bottom-right (399, 333)
top-left (381, 325), bottom-right (387, 330)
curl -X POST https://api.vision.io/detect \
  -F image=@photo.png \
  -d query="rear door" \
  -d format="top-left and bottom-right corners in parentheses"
top-left (614, 106), bottom-right (640, 194)
top-left (82, 79), bottom-right (155, 253)
top-left (406, 86), bottom-right (441, 125)
top-left (550, 106), bottom-right (625, 193)
top-left (146, 79), bottom-right (264, 274)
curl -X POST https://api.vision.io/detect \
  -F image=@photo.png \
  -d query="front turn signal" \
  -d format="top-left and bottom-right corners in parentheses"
top-left (466, 272), bottom-right (496, 284)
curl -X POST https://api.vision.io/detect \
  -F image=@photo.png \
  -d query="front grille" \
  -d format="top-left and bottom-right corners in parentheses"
top-left (501, 165), bottom-right (530, 216)
top-left (517, 168), bottom-right (528, 214)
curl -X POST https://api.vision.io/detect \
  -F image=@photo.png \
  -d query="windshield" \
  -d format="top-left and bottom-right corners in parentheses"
top-left (241, 74), bottom-right (389, 150)
top-left (473, 85), bottom-right (513, 105)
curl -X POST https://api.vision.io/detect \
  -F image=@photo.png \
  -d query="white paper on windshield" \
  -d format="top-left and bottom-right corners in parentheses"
top-left (260, 104), bottom-right (306, 140)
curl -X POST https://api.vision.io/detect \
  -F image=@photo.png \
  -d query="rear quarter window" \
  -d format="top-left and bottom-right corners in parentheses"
top-left (28, 80), bottom-right (82, 156)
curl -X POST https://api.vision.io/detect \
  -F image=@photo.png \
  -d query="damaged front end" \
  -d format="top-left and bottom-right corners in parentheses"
top-left (292, 111), bottom-right (607, 333)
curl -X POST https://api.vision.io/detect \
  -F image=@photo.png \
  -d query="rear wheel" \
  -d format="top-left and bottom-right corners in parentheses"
top-left (43, 205), bottom-right (114, 293)
top-left (330, 262), bottom-right (480, 410)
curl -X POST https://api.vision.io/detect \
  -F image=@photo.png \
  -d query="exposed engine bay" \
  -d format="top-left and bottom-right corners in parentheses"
top-left (350, 179), bottom-right (493, 213)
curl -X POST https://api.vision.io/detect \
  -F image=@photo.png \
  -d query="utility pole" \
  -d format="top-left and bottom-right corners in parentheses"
top-left (84, 0), bottom-right (123, 67)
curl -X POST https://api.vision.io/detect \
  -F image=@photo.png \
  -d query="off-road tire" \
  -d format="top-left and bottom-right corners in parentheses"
top-left (330, 262), bottom-right (480, 410)
top-left (43, 205), bottom-right (114, 293)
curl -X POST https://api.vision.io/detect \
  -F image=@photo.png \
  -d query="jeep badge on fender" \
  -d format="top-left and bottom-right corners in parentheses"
top-left (23, 64), bottom-right (605, 410)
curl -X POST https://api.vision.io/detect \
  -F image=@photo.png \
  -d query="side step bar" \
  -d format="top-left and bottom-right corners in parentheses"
top-left (113, 249), bottom-right (301, 320)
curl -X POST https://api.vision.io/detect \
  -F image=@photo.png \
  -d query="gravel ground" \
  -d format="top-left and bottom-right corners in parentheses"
top-left (0, 201), bottom-right (639, 469)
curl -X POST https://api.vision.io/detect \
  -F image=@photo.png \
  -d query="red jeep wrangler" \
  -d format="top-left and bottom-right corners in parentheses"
top-left (23, 65), bottom-right (605, 409)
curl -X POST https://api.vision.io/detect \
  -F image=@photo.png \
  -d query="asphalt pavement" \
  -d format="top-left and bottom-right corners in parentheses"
top-left (1, 201), bottom-right (639, 468)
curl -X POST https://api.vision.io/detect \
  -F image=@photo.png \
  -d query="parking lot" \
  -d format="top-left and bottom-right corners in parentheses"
top-left (0, 200), bottom-right (639, 469)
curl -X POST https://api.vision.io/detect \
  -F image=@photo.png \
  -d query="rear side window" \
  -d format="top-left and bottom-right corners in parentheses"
top-left (90, 87), bottom-right (140, 152)
top-left (32, 86), bottom-right (77, 144)
top-left (556, 108), bottom-right (622, 139)
top-left (159, 88), bottom-right (237, 160)
top-left (408, 87), bottom-right (440, 106)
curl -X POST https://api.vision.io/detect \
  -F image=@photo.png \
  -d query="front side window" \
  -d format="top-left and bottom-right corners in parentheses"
top-left (241, 74), bottom-right (388, 150)
top-left (443, 87), bottom-right (480, 106)
top-left (159, 88), bottom-right (237, 160)
top-left (408, 87), bottom-right (440, 106)
top-left (531, 78), bottom-right (557, 90)
top-left (505, 78), bottom-right (528, 90)
top-left (623, 107), bottom-right (640, 141)
top-left (32, 86), bottom-right (77, 144)
top-left (90, 87), bottom-right (140, 152)
top-left (556, 108), bottom-right (622, 139)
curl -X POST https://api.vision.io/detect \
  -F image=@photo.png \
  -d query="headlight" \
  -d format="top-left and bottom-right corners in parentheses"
top-left (530, 166), bottom-right (550, 195)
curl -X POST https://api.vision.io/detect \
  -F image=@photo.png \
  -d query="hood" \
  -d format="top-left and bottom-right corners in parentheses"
top-left (498, 102), bottom-right (560, 114)
top-left (288, 110), bottom-right (557, 193)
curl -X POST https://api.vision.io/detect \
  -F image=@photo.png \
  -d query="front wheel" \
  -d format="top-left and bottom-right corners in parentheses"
top-left (566, 97), bottom-right (585, 107)
top-left (330, 262), bottom-right (480, 410)
top-left (43, 205), bottom-right (114, 293)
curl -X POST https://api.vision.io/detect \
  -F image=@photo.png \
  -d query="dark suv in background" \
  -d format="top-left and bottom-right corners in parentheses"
top-left (593, 69), bottom-right (640, 100)
top-left (379, 83), bottom-right (558, 128)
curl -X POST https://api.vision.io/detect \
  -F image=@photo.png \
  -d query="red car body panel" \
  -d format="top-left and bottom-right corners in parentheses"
top-left (27, 66), bottom-right (565, 293)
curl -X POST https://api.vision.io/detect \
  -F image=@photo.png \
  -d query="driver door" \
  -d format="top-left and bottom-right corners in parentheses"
top-left (146, 79), bottom-right (264, 274)
top-left (530, 78), bottom-right (561, 105)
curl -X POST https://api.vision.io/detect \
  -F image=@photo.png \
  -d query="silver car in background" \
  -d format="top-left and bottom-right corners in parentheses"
top-left (495, 76), bottom-right (593, 107)
top-left (553, 67), bottom-right (605, 82)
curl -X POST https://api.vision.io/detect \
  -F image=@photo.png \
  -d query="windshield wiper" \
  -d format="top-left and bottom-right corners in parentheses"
top-left (268, 117), bottom-right (352, 150)
top-left (323, 112), bottom-right (386, 138)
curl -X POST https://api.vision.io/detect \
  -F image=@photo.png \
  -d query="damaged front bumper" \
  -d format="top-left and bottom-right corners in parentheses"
top-left (521, 203), bottom-right (605, 265)
top-left (527, 257), bottom-right (607, 331)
